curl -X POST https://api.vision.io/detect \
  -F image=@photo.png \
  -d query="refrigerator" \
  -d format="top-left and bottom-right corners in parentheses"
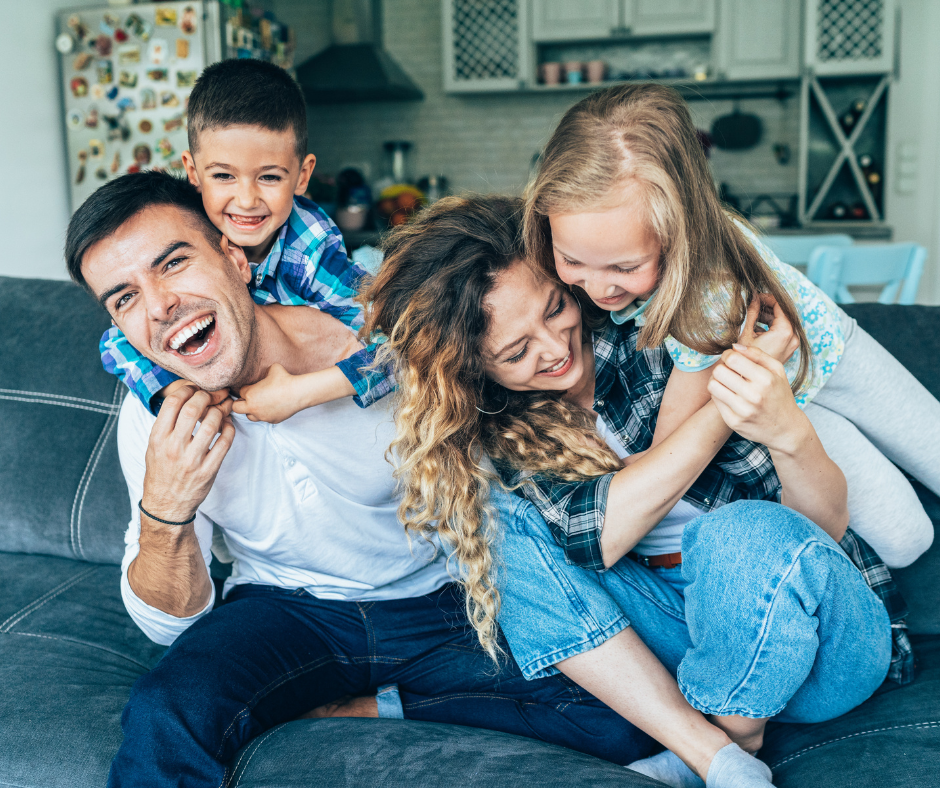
top-left (56, 1), bottom-right (222, 212)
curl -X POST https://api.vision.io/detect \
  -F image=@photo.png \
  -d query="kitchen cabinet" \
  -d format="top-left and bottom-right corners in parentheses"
top-left (531, 1), bottom-right (622, 43)
top-left (714, 0), bottom-right (801, 80)
top-left (530, 0), bottom-right (712, 42)
top-left (443, 0), bottom-right (532, 92)
top-left (804, 0), bottom-right (896, 75)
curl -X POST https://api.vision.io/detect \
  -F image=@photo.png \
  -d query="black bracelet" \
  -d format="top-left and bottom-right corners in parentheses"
top-left (138, 499), bottom-right (195, 526)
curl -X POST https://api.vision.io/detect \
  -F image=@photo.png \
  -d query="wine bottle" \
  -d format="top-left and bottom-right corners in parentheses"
top-left (829, 202), bottom-right (848, 220)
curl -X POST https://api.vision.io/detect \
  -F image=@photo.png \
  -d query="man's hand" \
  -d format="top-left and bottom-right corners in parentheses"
top-left (156, 378), bottom-right (230, 408)
top-left (232, 363), bottom-right (305, 424)
top-left (141, 384), bottom-right (236, 523)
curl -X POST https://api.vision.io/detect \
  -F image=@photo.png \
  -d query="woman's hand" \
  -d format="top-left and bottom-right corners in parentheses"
top-left (232, 363), bottom-right (305, 424)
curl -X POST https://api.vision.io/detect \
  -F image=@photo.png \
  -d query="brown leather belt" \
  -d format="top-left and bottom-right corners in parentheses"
top-left (628, 551), bottom-right (683, 569)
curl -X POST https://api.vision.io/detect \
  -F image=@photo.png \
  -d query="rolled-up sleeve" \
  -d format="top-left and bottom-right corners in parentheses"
top-left (515, 472), bottom-right (615, 571)
top-left (116, 396), bottom-right (216, 645)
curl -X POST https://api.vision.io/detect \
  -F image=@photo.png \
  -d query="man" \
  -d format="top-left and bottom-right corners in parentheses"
top-left (66, 172), bottom-right (649, 788)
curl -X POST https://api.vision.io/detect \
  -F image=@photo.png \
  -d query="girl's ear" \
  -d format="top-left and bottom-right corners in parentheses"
top-left (219, 236), bottom-right (252, 284)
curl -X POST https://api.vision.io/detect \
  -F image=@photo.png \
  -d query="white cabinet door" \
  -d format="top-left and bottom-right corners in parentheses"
top-left (631, 0), bottom-right (715, 35)
top-left (805, 0), bottom-right (896, 75)
top-left (532, 0), bottom-right (621, 42)
top-left (715, 0), bottom-right (801, 80)
top-left (443, 0), bottom-right (532, 92)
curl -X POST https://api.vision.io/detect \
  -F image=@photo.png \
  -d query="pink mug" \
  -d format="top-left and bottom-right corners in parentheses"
top-left (540, 62), bottom-right (561, 85)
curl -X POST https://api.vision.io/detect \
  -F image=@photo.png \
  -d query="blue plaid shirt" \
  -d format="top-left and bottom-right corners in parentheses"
top-left (500, 318), bottom-right (914, 683)
top-left (99, 196), bottom-right (393, 413)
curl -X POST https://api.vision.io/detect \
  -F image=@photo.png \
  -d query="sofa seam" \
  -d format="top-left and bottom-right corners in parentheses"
top-left (5, 631), bottom-right (154, 671)
top-left (230, 725), bottom-right (286, 788)
top-left (0, 388), bottom-right (122, 409)
top-left (0, 391), bottom-right (120, 415)
top-left (71, 380), bottom-right (123, 559)
top-left (0, 565), bottom-right (99, 632)
top-left (769, 720), bottom-right (940, 769)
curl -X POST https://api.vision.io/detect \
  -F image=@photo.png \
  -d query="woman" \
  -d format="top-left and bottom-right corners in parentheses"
top-left (358, 195), bottom-right (901, 786)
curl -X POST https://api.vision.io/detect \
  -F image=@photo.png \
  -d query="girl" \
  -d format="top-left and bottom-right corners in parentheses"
top-left (524, 83), bottom-right (939, 569)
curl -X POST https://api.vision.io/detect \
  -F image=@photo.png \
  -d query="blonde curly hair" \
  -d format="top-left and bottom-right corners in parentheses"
top-left (359, 195), bottom-right (621, 659)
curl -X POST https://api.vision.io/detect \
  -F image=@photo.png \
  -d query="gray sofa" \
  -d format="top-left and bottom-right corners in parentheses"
top-left (1, 274), bottom-right (938, 787)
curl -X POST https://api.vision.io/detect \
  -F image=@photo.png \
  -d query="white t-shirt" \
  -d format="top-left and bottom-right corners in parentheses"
top-left (595, 415), bottom-right (703, 556)
top-left (117, 394), bottom-right (450, 645)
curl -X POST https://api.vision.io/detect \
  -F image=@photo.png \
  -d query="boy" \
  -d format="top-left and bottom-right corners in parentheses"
top-left (100, 59), bottom-right (390, 412)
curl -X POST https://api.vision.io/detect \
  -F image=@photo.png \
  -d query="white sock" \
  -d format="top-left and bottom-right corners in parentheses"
top-left (705, 743), bottom-right (773, 788)
top-left (627, 750), bottom-right (704, 788)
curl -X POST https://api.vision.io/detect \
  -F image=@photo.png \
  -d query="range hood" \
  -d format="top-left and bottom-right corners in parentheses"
top-left (296, 0), bottom-right (424, 104)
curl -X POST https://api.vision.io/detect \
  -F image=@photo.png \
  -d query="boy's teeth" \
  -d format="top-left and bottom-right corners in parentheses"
top-left (169, 316), bottom-right (214, 351)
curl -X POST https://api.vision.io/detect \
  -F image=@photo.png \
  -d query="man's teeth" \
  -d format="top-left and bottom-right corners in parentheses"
top-left (544, 353), bottom-right (570, 373)
top-left (169, 316), bottom-right (214, 350)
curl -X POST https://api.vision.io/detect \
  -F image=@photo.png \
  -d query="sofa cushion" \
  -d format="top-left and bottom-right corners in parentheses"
top-left (0, 276), bottom-right (129, 564)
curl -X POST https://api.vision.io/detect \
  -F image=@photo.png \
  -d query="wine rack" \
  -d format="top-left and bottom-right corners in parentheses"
top-left (798, 73), bottom-right (890, 226)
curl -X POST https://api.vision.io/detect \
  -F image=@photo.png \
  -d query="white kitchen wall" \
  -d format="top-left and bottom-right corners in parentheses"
top-left (0, 0), bottom-right (102, 281)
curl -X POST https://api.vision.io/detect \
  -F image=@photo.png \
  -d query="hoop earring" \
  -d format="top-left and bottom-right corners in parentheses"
top-left (475, 385), bottom-right (509, 415)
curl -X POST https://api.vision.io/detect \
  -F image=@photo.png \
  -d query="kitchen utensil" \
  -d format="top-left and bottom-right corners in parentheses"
top-left (711, 104), bottom-right (763, 151)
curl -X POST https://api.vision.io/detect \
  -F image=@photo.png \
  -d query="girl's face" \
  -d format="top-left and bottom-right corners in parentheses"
top-left (482, 260), bottom-right (586, 393)
top-left (549, 184), bottom-right (661, 312)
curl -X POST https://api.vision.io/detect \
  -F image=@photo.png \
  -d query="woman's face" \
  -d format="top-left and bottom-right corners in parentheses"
top-left (482, 260), bottom-right (586, 392)
top-left (549, 181), bottom-right (661, 312)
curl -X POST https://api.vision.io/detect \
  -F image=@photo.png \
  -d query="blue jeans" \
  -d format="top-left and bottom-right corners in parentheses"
top-left (494, 493), bottom-right (893, 723)
top-left (108, 582), bottom-right (654, 787)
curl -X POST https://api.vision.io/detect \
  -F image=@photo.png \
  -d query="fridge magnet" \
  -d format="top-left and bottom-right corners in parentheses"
top-left (103, 13), bottom-right (120, 32)
top-left (70, 77), bottom-right (88, 98)
top-left (160, 91), bottom-right (179, 108)
top-left (96, 59), bottom-right (113, 85)
top-left (56, 34), bottom-right (74, 55)
top-left (125, 14), bottom-right (151, 42)
top-left (155, 8), bottom-right (178, 27)
top-left (118, 44), bottom-right (140, 65)
top-left (75, 163), bottom-right (86, 184)
top-left (163, 114), bottom-right (184, 133)
top-left (118, 70), bottom-right (137, 89)
top-left (67, 110), bottom-right (83, 129)
top-left (140, 88), bottom-right (157, 110)
top-left (111, 151), bottom-right (121, 174)
top-left (148, 68), bottom-right (169, 83)
top-left (180, 6), bottom-right (198, 35)
top-left (156, 137), bottom-right (175, 159)
top-left (127, 163), bottom-right (140, 174)
top-left (117, 96), bottom-right (136, 112)
top-left (138, 119), bottom-right (153, 134)
top-left (91, 84), bottom-right (105, 100)
top-left (85, 107), bottom-right (99, 128)
top-left (67, 16), bottom-right (89, 42)
top-left (99, 19), bottom-right (115, 37)
top-left (73, 52), bottom-right (93, 70)
top-left (148, 39), bottom-right (168, 65)
top-left (134, 144), bottom-right (152, 166)
top-left (106, 85), bottom-right (119, 101)
top-left (95, 167), bottom-right (108, 180)
top-left (114, 28), bottom-right (128, 43)
top-left (176, 39), bottom-right (190, 59)
top-left (94, 35), bottom-right (112, 57)
top-left (104, 113), bottom-right (131, 142)
top-left (169, 159), bottom-right (184, 171)
top-left (176, 70), bottom-right (197, 89)
top-left (89, 140), bottom-right (103, 158)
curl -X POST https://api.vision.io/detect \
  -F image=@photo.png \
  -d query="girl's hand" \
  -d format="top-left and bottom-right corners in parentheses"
top-left (737, 294), bottom-right (799, 365)
top-left (232, 364), bottom-right (304, 424)
top-left (707, 343), bottom-right (806, 454)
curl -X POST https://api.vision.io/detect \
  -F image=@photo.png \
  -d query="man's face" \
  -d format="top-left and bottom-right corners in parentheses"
top-left (82, 204), bottom-right (258, 391)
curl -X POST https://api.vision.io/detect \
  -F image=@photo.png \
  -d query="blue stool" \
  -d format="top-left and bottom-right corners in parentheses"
top-left (807, 243), bottom-right (927, 304)
top-left (763, 234), bottom-right (853, 268)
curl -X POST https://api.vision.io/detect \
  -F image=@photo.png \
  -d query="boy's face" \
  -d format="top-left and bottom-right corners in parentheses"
top-left (182, 125), bottom-right (316, 260)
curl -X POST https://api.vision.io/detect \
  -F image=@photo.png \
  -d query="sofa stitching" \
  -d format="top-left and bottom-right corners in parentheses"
top-left (0, 388), bottom-right (122, 409)
top-left (769, 720), bottom-right (940, 769)
top-left (5, 631), bottom-right (153, 671)
top-left (0, 393), bottom-right (119, 415)
top-left (0, 566), bottom-right (99, 632)
top-left (231, 725), bottom-right (285, 788)
top-left (71, 380), bottom-right (123, 559)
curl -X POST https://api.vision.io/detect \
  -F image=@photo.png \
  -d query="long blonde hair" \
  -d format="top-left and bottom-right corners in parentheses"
top-left (525, 83), bottom-right (812, 394)
top-left (360, 195), bottom-right (621, 659)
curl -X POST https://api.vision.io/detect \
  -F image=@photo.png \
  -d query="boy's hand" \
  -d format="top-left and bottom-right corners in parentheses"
top-left (232, 364), bottom-right (305, 424)
top-left (157, 379), bottom-right (230, 407)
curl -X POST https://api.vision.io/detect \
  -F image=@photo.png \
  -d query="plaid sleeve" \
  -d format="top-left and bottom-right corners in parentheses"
top-left (100, 326), bottom-right (179, 415)
top-left (512, 472), bottom-right (615, 571)
top-left (839, 527), bottom-right (914, 685)
top-left (335, 342), bottom-right (397, 408)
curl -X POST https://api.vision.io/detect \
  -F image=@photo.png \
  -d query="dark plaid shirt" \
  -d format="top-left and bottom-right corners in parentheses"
top-left (502, 319), bottom-right (914, 684)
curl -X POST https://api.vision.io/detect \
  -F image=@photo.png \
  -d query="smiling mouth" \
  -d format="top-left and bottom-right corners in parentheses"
top-left (595, 293), bottom-right (628, 305)
top-left (168, 315), bottom-right (216, 356)
top-left (538, 351), bottom-right (573, 377)
top-left (225, 213), bottom-right (268, 230)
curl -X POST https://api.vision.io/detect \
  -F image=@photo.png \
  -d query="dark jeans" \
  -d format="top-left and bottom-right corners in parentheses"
top-left (107, 583), bottom-right (653, 787)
